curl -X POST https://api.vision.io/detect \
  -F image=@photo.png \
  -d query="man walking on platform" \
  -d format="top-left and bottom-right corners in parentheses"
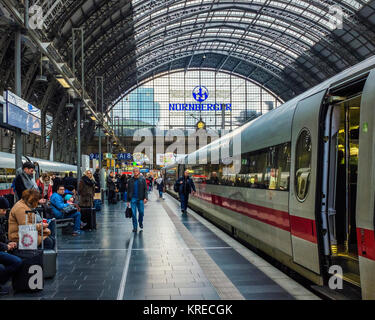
top-left (127, 168), bottom-right (148, 233)
top-left (174, 170), bottom-right (196, 214)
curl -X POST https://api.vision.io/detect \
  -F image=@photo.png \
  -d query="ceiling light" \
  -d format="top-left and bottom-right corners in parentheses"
top-left (56, 75), bottom-right (70, 88)
top-left (90, 116), bottom-right (97, 121)
top-left (36, 75), bottom-right (48, 82)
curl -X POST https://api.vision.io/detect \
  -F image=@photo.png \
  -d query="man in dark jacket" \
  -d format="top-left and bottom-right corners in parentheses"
top-left (127, 168), bottom-right (148, 233)
top-left (14, 162), bottom-right (39, 200)
top-left (174, 170), bottom-right (196, 214)
top-left (0, 197), bottom-right (22, 295)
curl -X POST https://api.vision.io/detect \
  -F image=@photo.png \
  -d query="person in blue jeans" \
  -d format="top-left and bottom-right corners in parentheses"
top-left (0, 197), bottom-right (22, 295)
top-left (174, 170), bottom-right (196, 214)
top-left (127, 168), bottom-right (148, 233)
top-left (50, 185), bottom-right (81, 236)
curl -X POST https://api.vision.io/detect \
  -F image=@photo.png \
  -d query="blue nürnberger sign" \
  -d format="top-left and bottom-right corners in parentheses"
top-left (169, 86), bottom-right (232, 111)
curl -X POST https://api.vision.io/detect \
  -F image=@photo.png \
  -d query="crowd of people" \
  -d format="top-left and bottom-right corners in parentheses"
top-left (0, 161), bottom-right (169, 295)
top-left (0, 162), bottom-right (103, 295)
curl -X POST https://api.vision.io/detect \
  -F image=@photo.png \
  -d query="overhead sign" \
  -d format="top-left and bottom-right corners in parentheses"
top-left (104, 153), bottom-right (113, 159)
top-left (89, 153), bottom-right (104, 160)
top-left (117, 153), bottom-right (132, 161)
top-left (4, 91), bottom-right (41, 135)
top-left (169, 86), bottom-right (232, 112)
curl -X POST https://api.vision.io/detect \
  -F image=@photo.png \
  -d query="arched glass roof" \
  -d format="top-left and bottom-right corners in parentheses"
top-left (32, 0), bottom-right (375, 110)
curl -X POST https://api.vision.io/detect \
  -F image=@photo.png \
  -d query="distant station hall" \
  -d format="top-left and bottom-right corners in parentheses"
top-left (0, 0), bottom-right (375, 303)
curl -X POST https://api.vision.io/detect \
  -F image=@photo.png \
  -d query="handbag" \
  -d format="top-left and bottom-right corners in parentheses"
top-left (61, 204), bottom-right (77, 215)
top-left (18, 212), bottom-right (38, 250)
top-left (125, 206), bottom-right (133, 219)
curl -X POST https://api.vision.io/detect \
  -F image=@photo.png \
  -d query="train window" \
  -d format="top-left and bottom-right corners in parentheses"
top-left (276, 143), bottom-right (291, 191)
top-left (295, 129), bottom-right (312, 201)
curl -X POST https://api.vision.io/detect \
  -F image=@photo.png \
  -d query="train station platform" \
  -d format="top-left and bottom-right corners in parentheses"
top-left (1, 191), bottom-right (320, 300)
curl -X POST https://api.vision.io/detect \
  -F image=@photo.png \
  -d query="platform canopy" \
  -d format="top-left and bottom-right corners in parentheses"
top-left (22, 0), bottom-right (373, 109)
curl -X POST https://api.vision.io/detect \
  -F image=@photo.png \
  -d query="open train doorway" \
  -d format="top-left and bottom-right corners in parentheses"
top-left (323, 83), bottom-right (364, 287)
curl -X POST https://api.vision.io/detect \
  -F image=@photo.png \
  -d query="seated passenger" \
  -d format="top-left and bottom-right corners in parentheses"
top-left (0, 197), bottom-right (22, 295)
top-left (50, 185), bottom-right (81, 236)
top-left (8, 190), bottom-right (55, 250)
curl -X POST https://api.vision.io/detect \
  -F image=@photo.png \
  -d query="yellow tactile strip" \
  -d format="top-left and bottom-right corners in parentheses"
top-left (161, 200), bottom-right (245, 300)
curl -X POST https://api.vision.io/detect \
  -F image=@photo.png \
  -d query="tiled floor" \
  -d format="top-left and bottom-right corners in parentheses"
top-left (0, 190), bottom-right (313, 300)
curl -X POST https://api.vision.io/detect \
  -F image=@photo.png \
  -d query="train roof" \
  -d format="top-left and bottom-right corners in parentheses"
top-left (0, 152), bottom-right (77, 172)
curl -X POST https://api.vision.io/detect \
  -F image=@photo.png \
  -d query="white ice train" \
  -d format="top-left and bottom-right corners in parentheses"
top-left (163, 55), bottom-right (375, 299)
top-left (0, 152), bottom-right (78, 195)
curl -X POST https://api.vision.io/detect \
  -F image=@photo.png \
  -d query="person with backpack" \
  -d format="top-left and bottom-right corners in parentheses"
top-left (174, 170), bottom-right (196, 214)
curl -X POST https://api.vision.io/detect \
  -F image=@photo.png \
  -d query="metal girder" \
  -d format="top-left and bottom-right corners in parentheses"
top-left (0, 32), bottom-right (11, 65)
top-left (21, 54), bottom-right (39, 97)
top-left (73, 0), bottom-right (361, 69)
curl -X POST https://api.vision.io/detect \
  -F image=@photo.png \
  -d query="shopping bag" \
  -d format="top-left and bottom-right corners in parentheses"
top-left (125, 206), bottom-right (133, 219)
top-left (18, 213), bottom-right (38, 250)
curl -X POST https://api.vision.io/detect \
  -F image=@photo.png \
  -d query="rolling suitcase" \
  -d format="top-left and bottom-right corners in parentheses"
top-left (81, 207), bottom-right (97, 230)
top-left (93, 199), bottom-right (102, 212)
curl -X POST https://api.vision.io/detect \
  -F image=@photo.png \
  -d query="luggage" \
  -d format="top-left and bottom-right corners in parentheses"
top-left (93, 199), bottom-right (102, 212)
top-left (125, 206), bottom-right (132, 219)
top-left (12, 210), bottom-right (44, 292)
top-left (12, 249), bottom-right (44, 293)
top-left (81, 207), bottom-right (97, 230)
top-left (43, 249), bottom-right (57, 279)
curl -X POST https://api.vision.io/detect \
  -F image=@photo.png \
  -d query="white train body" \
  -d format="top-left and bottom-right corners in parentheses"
top-left (164, 55), bottom-right (375, 299)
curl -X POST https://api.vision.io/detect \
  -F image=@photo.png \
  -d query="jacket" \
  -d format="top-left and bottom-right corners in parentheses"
top-left (63, 176), bottom-right (77, 189)
top-left (127, 177), bottom-right (148, 201)
top-left (107, 176), bottom-right (117, 191)
top-left (156, 178), bottom-right (164, 191)
top-left (36, 180), bottom-right (53, 199)
top-left (0, 216), bottom-right (8, 252)
top-left (78, 176), bottom-right (95, 207)
top-left (174, 177), bottom-right (196, 195)
top-left (50, 192), bottom-right (69, 218)
top-left (119, 176), bottom-right (128, 192)
top-left (94, 172), bottom-right (100, 192)
top-left (8, 200), bottom-right (51, 246)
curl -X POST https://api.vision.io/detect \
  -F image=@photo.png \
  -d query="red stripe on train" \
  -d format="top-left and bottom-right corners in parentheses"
top-left (194, 190), bottom-right (317, 244)
top-left (357, 228), bottom-right (375, 261)
top-left (290, 215), bottom-right (317, 244)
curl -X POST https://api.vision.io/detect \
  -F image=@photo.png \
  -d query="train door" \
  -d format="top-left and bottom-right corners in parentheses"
top-left (289, 90), bottom-right (326, 276)
top-left (322, 75), bottom-right (369, 292)
top-left (356, 70), bottom-right (375, 299)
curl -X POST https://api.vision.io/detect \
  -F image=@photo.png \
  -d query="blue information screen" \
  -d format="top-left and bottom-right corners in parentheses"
top-left (4, 91), bottom-right (41, 136)
top-left (7, 102), bottom-right (41, 135)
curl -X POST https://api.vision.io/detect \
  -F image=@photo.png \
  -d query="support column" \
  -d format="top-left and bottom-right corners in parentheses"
top-left (14, 30), bottom-right (23, 170)
top-left (76, 98), bottom-right (82, 182)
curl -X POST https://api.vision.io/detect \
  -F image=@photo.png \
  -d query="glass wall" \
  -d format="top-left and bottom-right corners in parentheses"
top-left (111, 70), bottom-right (282, 132)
